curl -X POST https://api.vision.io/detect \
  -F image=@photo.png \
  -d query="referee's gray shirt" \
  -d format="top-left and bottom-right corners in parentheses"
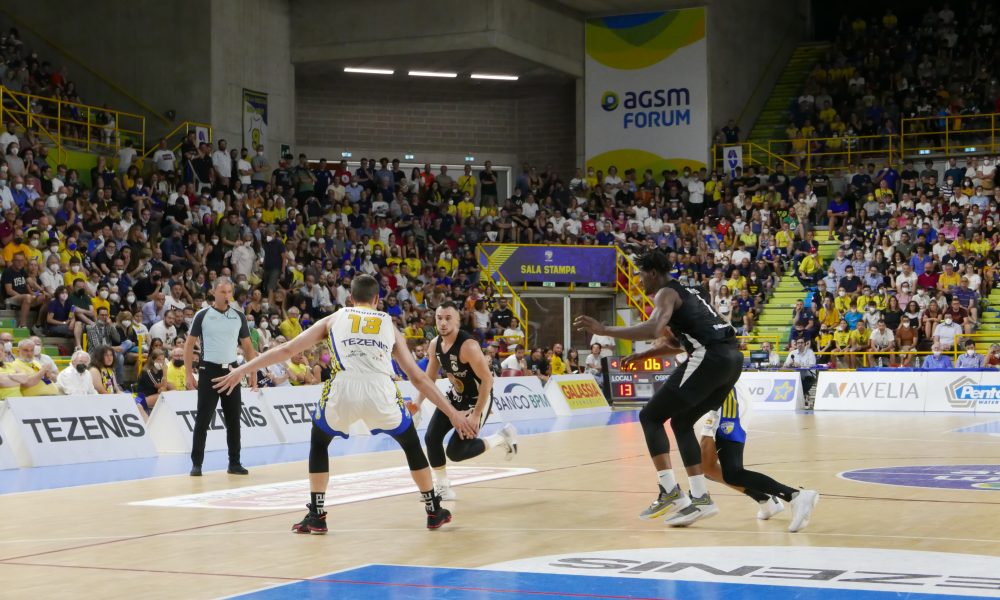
top-left (189, 306), bottom-right (251, 365)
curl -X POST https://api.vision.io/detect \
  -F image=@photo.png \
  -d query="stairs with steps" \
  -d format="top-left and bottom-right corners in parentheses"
top-left (748, 42), bottom-right (829, 146)
top-left (975, 289), bottom-right (1000, 349)
top-left (749, 233), bottom-right (840, 353)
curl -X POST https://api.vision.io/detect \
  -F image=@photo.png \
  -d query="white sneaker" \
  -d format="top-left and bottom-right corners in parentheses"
top-left (788, 490), bottom-right (819, 532)
top-left (497, 423), bottom-right (518, 461)
top-left (436, 483), bottom-right (457, 502)
top-left (757, 496), bottom-right (785, 520)
top-left (665, 492), bottom-right (720, 527)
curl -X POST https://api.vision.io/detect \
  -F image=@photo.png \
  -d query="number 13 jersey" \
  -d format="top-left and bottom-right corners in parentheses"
top-left (328, 307), bottom-right (396, 377)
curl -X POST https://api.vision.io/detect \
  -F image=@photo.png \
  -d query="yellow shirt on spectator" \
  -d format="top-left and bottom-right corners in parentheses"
top-left (287, 361), bottom-right (309, 385)
top-left (404, 324), bottom-right (424, 340)
top-left (457, 175), bottom-right (477, 197)
top-left (456, 199), bottom-right (475, 220)
top-left (12, 359), bottom-right (58, 396)
top-left (818, 307), bottom-right (840, 327)
top-left (939, 271), bottom-right (961, 289)
top-left (386, 256), bottom-right (403, 269)
top-left (551, 355), bottom-right (567, 375)
top-left (279, 318), bottom-right (303, 340)
top-left (968, 240), bottom-right (991, 256)
top-left (436, 257), bottom-right (458, 273)
top-left (817, 331), bottom-right (834, 348)
top-left (3, 242), bottom-right (32, 263)
top-left (819, 107), bottom-right (836, 123)
top-left (834, 295), bottom-right (852, 314)
top-left (165, 362), bottom-right (188, 390)
top-left (833, 330), bottom-right (851, 348)
top-left (775, 229), bottom-right (794, 248)
top-left (849, 328), bottom-right (871, 347)
top-left (739, 232), bottom-right (758, 248)
top-left (60, 249), bottom-right (84, 265)
top-left (798, 255), bottom-right (822, 276)
top-left (404, 257), bottom-right (422, 275)
top-left (91, 297), bottom-right (110, 315)
top-left (725, 276), bottom-right (746, 293)
top-left (63, 271), bottom-right (87, 287)
top-left (0, 362), bottom-right (21, 399)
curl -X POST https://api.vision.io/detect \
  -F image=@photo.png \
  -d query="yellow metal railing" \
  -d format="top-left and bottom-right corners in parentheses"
top-left (0, 85), bottom-right (144, 157)
top-left (710, 141), bottom-right (800, 175)
top-left (614, 249), bottom-right (654, 317)
top-left (476, 247), bottom-right (530, 347)
top-left (765, 134), bottom-right (900, 174)
top-left (140, 120), bottom-right (213, 167)
top-left (901, 112), bottom-right (1000, 157)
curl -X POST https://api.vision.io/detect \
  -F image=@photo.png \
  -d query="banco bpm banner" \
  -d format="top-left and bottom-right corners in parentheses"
top-left (585, 9), bottom-right (708, 175)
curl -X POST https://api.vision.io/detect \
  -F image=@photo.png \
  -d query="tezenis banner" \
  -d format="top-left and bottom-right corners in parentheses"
top-left (585, 9), bottom-right (708, 175)
top-left (479, 244), bottom-right (617, 284)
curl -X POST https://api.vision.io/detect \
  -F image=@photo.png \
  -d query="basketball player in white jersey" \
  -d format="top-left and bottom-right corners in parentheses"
top-left (214, 275), bottom-right (476, 533)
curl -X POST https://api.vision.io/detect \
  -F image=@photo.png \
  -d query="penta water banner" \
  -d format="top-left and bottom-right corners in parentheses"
top-left (585, 9), bottom-right (708, 174)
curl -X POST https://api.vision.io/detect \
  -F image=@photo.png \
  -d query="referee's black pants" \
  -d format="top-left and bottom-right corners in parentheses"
top-left (191, 362), bottom-right (242, 467)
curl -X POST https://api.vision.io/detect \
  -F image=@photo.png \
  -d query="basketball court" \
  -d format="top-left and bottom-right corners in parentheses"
top-left (2, 409), bottom-right (999, 599)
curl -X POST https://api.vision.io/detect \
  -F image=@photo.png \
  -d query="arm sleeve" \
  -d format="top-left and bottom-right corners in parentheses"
top-left (237, 311), bottom-right (250, 340)
top-left (189, 310), bottom-right (205, 338)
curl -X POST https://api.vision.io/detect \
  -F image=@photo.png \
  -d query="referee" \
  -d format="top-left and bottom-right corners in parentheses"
top-left (185, 277), bottom-right (257, 476)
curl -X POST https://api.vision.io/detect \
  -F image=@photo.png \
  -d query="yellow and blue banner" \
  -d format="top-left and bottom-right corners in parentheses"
top-left (479, 245), bottom-right (616, 284)
top-left (585, 9), bottom-right (707, 175)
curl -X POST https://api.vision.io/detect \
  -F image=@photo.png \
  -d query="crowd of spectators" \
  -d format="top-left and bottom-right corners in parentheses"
top-left (783, 4), bottom-right (999, 159)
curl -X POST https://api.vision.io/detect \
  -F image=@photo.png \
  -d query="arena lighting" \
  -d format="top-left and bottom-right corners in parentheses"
top-left (464, 155), bottom-right (475, 162)
top-left (343, 67), bottom-right (394, 75)
top-left (341, 151), bottom-right (352, 158)
top-left (470, 73), bottom-right (519, 81)
top-left (404, 153), bottom-right (415, 160)
top-left (965, 147), bottom-right (977, 152)
top-left (918, 149), bottom-right (931, 155)
top-left (409, 70), bottom-right (458, 78)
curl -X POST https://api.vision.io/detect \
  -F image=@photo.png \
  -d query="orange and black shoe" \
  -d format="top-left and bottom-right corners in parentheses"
top-left (291, 504), bottom-right (328, 534)
top-left (426, 507), bottom-right (452, 530)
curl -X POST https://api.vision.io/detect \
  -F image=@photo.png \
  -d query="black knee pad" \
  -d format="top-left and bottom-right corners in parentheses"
top-left (393, 423), bottom-right (430, 471)
top-left (308, 424), bottom-right (333, 474)
top-left (446, 438), bottom-right (486, 463)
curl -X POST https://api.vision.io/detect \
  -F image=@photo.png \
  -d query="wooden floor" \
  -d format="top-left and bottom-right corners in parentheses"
top-left (2, 411), bottom-right (1000, 599)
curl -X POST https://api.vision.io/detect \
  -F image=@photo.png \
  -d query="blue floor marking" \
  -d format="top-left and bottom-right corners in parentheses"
top-left (0, 411), bottom-right (639, 495)
top-left (232, 564), bottom-right (980, 600)
top-left (953, 420), bottom-right (1000, 434)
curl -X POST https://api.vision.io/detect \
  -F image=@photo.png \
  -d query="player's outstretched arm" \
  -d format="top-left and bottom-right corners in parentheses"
top-left (575, 288), bottom-right (679, 341)
top-left (213, 315), bottom-right (334, 394)
top-left (393, 329), bottom-right (476, 440)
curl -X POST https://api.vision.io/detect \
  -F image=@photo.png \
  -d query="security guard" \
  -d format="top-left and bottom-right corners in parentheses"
top-left (185, 277), bottom-right (257, 476)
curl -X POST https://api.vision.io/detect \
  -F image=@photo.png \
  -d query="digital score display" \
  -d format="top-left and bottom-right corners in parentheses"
top-left (601, 355), bottom-right (679, 404)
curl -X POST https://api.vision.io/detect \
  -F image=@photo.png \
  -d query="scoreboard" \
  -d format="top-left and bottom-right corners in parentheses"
top-left (600, 355), bottom-right (679, 405)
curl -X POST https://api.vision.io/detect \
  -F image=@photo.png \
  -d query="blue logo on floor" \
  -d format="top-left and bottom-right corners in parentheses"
top-left (841, 465), bottom-right (1000, 491)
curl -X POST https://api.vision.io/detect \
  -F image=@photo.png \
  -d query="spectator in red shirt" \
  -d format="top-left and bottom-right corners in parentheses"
top-left (916, 262), bottom-right (939, 291)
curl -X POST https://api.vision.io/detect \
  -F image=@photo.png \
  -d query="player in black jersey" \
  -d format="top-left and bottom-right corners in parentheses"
top-left (576, 249), bottom-right (743, 527)
top-left (415, 302), bottom-right (518, 500)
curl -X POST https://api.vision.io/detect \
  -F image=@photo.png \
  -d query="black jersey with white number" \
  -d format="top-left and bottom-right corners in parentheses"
top-left (435, 330), bottom-right (482, 406)
top-left (665, 279), bottom-right (736, 351)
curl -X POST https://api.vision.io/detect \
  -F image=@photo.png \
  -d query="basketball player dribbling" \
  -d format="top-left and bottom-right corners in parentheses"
top-left (213, 275), bottom-right (477, 533)
top-left (415, 302), bottom-right (517, 501)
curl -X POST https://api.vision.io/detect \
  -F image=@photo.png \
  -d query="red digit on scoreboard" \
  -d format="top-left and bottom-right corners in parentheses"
top-left (618, 383), bottom-right (634, 397)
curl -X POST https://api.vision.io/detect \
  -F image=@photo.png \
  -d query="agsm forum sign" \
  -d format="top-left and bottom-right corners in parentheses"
top-left (585, 9), bottom-right (708, 175)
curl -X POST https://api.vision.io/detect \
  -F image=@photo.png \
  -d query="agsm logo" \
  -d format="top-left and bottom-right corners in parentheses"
top-left (598, 87), bottom-right (691, 129)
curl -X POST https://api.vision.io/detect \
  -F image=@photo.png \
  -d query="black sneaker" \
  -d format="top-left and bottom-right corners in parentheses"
top-left (190, 465), bottom-right (202, 477)
top-left (291, 505), bottom-right (328, 534)
top-left (227, 464), bottom-right (249, 475)
top-left (426, 507), bottom-right (452, 529)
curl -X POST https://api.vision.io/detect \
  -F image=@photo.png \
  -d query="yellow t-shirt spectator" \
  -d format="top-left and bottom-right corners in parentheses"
top-left (726, 275), bottom-right (746, 293)
top-left (12, 359), bottom-right (58, 396)
top-left (798, 254), bottom-right (822, 276)
top-left (456, 199), bottom-right (475, 220)
top-left (551, 355), bottom-right (567, 375)
top-left (849, 328), bottom-right (871, 347)
top-left (457, 175), bottom-right (477, 197)
top-left (3, 242), bottom-right (32, 263)
top-left (819, 107), bottom-right (836, 123)
top-left (404, 257), bottom-right (422, 275)
top-left (938, 271), bottom-right (961, 290)
top-left (279, 317), bottom-right (303, 340)
top-left (833, 329), bottom-right (851, 348)
top-left (287, 361), bottom-right (309, 385)
top-left (968, 240), bottom-right (991, 256)
top-left (165, 361), bottom-right (188, 390)
top-left (834, 295), bottom-right (852, 314)
top-left (775, 229), bottom-right (794, 249)
top-left (818, 307), bottom-right (840, 328)
top-left (0, 361), bottom-right (22, 399)
top-left (63, 270), bottom-right (87, 287)
top-left (436, 257), bottom-right (458, 273)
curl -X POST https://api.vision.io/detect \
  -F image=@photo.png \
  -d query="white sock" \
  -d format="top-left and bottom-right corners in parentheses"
top-left (688, 474), bottom-right (708, 497)
top-left (434, 468), bottom-right (450, 487)
top-left (483, 432), bottom-right (503, 449)
top-left (657, 469), bottom-right (677, 491)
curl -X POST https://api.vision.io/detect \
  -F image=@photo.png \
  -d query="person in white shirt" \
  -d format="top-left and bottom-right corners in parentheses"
top-left (211, 140), bottom-right (231, 180)
top-left (868, 320), bottom-right (895, 366)
top-left (152, 139), bottom-right (177, 173)
top-left (522, 197), bottom-right (539, 220)
top-left (590, 333), bottom-right (616, 357)
top-left (237, 149), bottom-right (253, 186)
top-left (687, 173), bottom-right (705, 211)
top-left (933, 316), bottom-right (963, 350)
top-left (0, 177), bottom-right (14, 211)
top-left (0, 121), bottom-right (19, 150)
top-left (783, 338), bottom-right (817, 396)
top-left (116, 140), bottom-right (137, 174)
top-left (57, 350), bottom-right (98, 395)
top-left (231, 235), bottom-right (257, 279)
top-left (500, 345), bottom-right (528, 374)
top-left (40, 256), bottom-right (64, 295)
top-left (149, 310), bottom-right (178, 345)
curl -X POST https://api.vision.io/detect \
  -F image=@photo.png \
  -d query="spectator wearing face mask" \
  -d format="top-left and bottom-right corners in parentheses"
top-left (57, 350), bottom-right (97, 395)
top-left (955, 340), bottom-right (986, 369)
top-left (11, 339), bottom-right (58, 396)
top-left (279, 307), bottom-right (303, 340)
top-left (933, 312), bottom-right (964, 350)
top-left (922, 343), bottom-right (953, 370)
top-left (165, 346), bottom-right (192, 391)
